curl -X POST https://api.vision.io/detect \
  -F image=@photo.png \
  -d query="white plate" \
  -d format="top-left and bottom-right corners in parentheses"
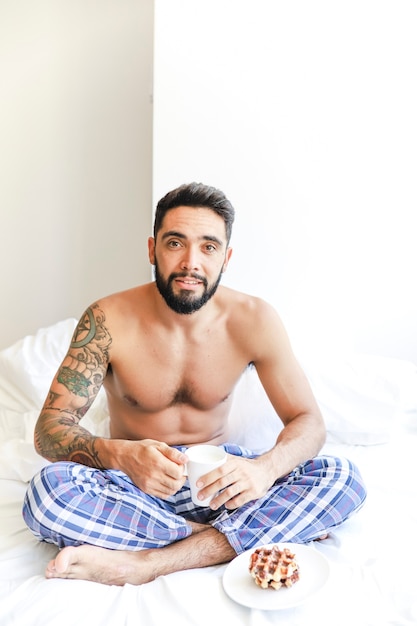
top-left (222, 543), bottom-right (330, 610)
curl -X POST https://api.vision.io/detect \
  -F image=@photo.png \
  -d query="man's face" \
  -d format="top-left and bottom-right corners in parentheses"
top-left (148, 206), bottom-right (232, 315)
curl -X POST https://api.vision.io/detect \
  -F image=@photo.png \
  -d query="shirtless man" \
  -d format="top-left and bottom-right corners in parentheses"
top-left (23, 182), bottom-right (366, 586)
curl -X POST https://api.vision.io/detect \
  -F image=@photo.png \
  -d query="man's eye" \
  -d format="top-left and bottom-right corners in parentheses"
top-left (205, 244), bottom-right (216, 252)
top-left (168, 240), bottom-right (181, 248)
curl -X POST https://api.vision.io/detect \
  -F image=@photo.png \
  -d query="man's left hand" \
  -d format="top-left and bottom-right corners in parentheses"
top-left (195, 454), bottom-right (276, 510)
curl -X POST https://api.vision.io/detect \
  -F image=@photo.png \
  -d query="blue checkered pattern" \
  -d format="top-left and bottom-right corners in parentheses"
top-left (22, 444), bottom-right (366, 554)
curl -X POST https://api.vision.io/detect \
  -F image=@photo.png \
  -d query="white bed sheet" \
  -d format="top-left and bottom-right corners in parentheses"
top-left (0, 320), bottom-right (416, 626)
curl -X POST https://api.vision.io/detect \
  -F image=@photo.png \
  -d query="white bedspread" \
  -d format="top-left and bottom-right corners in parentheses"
top-left (0, 319), bottom-right (416, 626)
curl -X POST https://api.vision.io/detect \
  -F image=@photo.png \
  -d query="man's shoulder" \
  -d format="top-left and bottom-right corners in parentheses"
top-left (220, 286), bottom-right (273, 310)
top-left (97, 283), bottom-right (152, 306)
top-left (87, 283), bottom-right (153, 324)
top-left (219, 287), bottom-right (278, 324)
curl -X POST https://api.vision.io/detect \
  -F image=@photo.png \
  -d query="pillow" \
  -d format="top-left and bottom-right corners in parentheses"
top-left (0, 409), bottom-right (51, 481)
top-left (302, 353), bottom-right (417, 445)
top-left (227, 367), bottom-right (282, 452)
top-left (229, 354), bottom-right (417, 448)
top-left (0, 318), bottom-right (77, 413)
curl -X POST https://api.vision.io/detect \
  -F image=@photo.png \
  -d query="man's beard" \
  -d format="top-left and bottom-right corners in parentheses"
top-left (154, 261), bottom-right (223, 314)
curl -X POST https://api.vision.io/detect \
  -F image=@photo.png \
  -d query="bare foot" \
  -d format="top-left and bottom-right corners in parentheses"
top-left (45, 526), bottom-right (236, 586)
top-left (45, 544), bottom-right (155, 586)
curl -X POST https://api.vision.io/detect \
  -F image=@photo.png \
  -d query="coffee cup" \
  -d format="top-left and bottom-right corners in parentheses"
top-left (186, 444), bottom-right (227, 506)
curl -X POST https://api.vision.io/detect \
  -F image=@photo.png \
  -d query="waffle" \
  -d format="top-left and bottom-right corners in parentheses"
top-left (249, 544), bottom-right (300, 590)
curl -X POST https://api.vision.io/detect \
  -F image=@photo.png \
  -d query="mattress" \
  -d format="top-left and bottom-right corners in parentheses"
top-left (0, 319), bottom-right (416, 626)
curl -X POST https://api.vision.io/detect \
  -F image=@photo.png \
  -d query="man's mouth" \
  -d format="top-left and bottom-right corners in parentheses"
top-left (171, 273), bottom-right (206, 289)
top-left (175, 277), bottom-right (202, 289)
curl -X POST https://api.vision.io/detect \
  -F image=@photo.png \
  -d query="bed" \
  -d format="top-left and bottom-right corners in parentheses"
top-left (1, 318), bottom-right (416, 626)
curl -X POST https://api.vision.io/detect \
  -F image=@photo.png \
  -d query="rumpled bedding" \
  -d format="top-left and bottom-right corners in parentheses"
top-left (0, 319), bottom-right (416, 625)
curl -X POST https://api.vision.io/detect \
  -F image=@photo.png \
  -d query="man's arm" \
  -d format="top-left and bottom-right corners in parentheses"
top-left (34, 303), bottom-right (111, 466)
top-left (197, 298), bottom-right (326, 510)
top-left (34, 303), bottom-right (188, 496)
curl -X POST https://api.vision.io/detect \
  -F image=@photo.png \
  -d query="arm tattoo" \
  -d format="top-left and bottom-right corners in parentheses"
top-left (64, 304), bottom-right (112, 394)
top-left (37, 304), bottom-right (112, 466)
top-left (57, 367), bottom-right (92, 397)
top-left (48, 303), bottom-right (112, 401)
top-left (35, 410), bottom-right (105, 467)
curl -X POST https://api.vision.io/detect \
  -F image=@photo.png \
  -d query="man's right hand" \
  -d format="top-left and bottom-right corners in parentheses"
top-left (108, 439), bottom-right (188, 498)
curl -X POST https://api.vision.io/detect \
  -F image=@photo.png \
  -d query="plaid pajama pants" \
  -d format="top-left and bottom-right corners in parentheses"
top-left (22, 444), bottom-right (366, 555)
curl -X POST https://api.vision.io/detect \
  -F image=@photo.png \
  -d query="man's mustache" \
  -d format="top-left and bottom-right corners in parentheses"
top-left (169, 272), bottom-right (208, 287)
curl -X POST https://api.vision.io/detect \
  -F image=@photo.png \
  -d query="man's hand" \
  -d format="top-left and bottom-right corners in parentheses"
top-left (194, 454), bottom-right (277, 510)
top-left (116, 439), bottom-right (188, 498)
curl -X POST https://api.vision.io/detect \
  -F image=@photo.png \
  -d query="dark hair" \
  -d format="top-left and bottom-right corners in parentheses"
top-left (154, 182), bottom-right (235, 243)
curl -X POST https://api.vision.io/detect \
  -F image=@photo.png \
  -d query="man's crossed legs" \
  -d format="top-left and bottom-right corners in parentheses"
top-left (22, 445), bottom-right (366, 585)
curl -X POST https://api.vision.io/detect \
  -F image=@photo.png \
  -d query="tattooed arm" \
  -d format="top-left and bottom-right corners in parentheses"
top-left (35, 300), bottom-right (188, 496)
top-left (34, 304), bottom-right (111, 467)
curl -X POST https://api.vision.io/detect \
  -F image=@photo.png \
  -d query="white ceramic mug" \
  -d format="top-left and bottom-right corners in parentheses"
top-left (186, 445), bottom-right (227, 506)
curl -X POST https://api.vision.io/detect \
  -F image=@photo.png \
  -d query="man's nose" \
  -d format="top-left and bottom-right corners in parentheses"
top-left (180, 247), bottom-right (200, 271)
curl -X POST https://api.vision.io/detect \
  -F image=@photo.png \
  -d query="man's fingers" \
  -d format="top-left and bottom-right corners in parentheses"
top-left (161, 443), bottom-right (188, 466)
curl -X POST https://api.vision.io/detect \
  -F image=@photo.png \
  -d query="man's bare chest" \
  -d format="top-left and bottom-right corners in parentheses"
top-left (105, 337), bottom-right (248, 413)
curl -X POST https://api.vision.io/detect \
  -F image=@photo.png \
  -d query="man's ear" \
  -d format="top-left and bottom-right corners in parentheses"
top-left (148, 237), bottom-right (156, 265)
top-left (222, 247), bottom-right (233, 272)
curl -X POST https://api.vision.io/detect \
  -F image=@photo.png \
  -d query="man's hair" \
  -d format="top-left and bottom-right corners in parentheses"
top-left (153, 182), bottom-right (235, 243)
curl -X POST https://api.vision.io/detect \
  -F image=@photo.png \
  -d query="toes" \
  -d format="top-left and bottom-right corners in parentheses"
top-left (45, 561), bottom-right (57, 578)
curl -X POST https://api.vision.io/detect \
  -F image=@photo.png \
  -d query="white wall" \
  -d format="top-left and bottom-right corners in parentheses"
top-left (153, 0), bottom-right (417, 363)
top-left (0, 0), bottom-right (153, 348)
